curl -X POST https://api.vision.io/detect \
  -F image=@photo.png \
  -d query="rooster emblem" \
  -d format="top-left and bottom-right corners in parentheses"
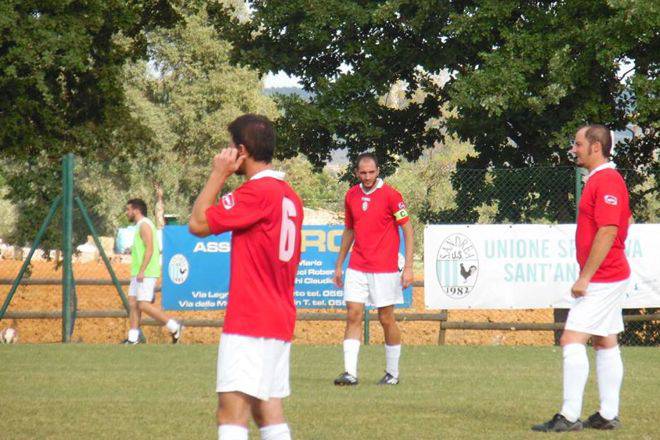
top-left (460, 263), bottom-right (477, 283)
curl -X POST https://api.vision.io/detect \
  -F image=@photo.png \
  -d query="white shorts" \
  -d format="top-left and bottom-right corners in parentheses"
top-left (128, 277), bottom-right (157, 302)
top-left (216, 333), bottom-right (291, 401)
top-left (343, 268), bottom-right (403, 308)
top-left (565, 278), bottom-right (629, 337)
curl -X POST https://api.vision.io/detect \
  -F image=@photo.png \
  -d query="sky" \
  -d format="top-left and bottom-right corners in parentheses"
top-left (263, 71), bottom-right (302, 89)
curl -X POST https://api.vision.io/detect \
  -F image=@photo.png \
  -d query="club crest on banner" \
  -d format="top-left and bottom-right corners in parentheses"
top-left (435, 233), bottom-right (479, 299)
top-left (168, 253), bottom-right (190, 285)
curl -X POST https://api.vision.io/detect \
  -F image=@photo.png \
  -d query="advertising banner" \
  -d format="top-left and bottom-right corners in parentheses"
top-left (424, 224), bottom-right (660, 309)
top-left (163, 225), bottom-right (413, 310)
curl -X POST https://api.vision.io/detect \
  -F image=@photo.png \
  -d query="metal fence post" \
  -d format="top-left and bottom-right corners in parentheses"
top-left (61, 153), bottom-right (74, 342)
top-left (74, 196), bottom-right (130, 312)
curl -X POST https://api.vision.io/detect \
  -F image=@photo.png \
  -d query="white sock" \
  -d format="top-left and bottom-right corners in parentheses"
top-left (343, 339), bottom-right (360, 377)
top-left (127, 329), bottom-right (140, 342)
top-left (166, 319), bottom-right (179, 333)
top-left (560, 343), bottom-right (589, 422)
top-left (596, 345), bottom-right (623, 420)
top-left (385, 344), bottom-right (401, 378)
top-left (260, 423), bottom-right (291, 440)
top-left (218, 424), bottom-right (248, 440)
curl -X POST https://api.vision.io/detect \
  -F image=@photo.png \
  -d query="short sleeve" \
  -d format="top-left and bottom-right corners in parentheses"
top-left (205, 184), bottom-right (266, 234)
top-left (389, 189), bottom-right (410, 225)
top-left (344, 193), bottom-right (353, 229)
top-left (593, 178), bottom-right (625, 228)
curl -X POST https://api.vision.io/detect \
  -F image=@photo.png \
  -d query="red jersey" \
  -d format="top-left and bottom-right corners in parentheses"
top-left (576, 163), bottom-right (631, 282)
top-left (344, 179), bottom-right (410, 272)
top-left (205, 170), bottom-right (303, 341)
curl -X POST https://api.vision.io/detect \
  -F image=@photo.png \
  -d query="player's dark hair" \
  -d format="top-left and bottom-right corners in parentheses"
top-left (228, 114), bottom-right (276, 163)
top-left (355, 152), bottom-right (379, 169)
top-left (127, 199), bottom-right (147, 216)
top-left (582, 124), bottom-right (612, 158)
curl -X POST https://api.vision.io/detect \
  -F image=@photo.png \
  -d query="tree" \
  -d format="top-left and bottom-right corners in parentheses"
top-left (210, 0), bottom-right (659, 221)
top-left (75, 6), bottom-right (279, 234)
top-left (0, 0), bottom-right (181, 248)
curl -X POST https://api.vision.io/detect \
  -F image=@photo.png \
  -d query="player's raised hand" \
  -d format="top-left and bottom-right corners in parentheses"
top-left (401, 266), bottom-right (413, 289)
top-left (212, 147), bottom-right (246, 178)
top-left (333, 266), bottom-right (344, 288)
top-left (571, 277), bottom-right (589, 298)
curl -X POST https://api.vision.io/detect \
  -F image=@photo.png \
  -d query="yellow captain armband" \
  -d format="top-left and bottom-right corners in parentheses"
top-left (394, 209), bottom-right (408, 221)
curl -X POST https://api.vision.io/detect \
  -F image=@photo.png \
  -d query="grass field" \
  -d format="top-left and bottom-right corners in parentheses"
top-left (0, 345), bottom-right (658, 439)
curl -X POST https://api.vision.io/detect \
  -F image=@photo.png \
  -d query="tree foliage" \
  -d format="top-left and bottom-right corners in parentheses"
top-left (210, 0), bottom-right (659, 221)
top-left (75, 5), bottom-right (279, 234)
top-left (0, 0), bottom-right (181, 248)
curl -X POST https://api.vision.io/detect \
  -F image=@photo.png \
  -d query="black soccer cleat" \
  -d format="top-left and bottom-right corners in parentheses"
top-left (583, 412), bottom-right (621, 430)
top-left (334, 372), bottom-right (358, 386)
top-left (171, 323), bottom-right (184, 344)
top-left (121, 339), bottom-right (141, 345)
top-left (377, 372), bottom-right (399, 385)
top-left (531, 413), bottom-right (583, 432)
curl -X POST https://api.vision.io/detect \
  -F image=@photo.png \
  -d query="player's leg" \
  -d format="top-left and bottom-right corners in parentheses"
top-left (378, 305), bottom-right (401, 383)
top-left (532, 329), bottom-right (590, 432)
top-left (582, 279), bottom-right (626, 430)
top-left (251, 398), bottom-right (290, 440)
top-left (559, 329), bottom-right (592, 422)
top-left (344, 300), bottom-right (364, 340)
top-left (251, 338), bottom-right (292, 439)
top-left (123, 278), bottom-right (141, 344)
top-left (335, 300), bottom-right (363, 385)
top-left (336, 268), bottom-right (368, 385)
top-left (583, 334), bottom-right (622, 429)
top-left (217, 392), bottom-right (251, 440)
top-left (372, 272), bottom-right (404, 385)
top-left (135, 277), bottom-right (182, 342)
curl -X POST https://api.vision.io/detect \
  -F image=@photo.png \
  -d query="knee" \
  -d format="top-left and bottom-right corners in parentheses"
top-left (378, 312), bottom-right (395, 327)
top-left (346, 310), bottom-right (363, 326)
top-left (137, 301), bottom-right (148, 312)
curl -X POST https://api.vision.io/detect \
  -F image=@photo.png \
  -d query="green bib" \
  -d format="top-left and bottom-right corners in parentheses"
top-left (130, 218), bottom-right (161, 277)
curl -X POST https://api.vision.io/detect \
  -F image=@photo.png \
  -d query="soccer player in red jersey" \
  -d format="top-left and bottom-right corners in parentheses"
top-left (533, 125), bottom-right (632, 432)
top-left (189, 114), bottom-right (303, 440)
top-left (333, 153), bottom-right (414, 386)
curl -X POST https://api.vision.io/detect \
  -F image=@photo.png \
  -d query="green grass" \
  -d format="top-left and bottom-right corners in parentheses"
top-left (0, 345), bottom-right (658, 439)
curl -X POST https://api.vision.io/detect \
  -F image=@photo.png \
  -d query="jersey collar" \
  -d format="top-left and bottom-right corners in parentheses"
top-left (587, 162), bottom-right (615, 179)
top-left (250, 169), bottom-right (286, 181)
top-left (360, 178), bottom-right (384, 195)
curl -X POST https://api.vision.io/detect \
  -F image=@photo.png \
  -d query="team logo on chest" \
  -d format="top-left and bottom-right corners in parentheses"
top-left (361, 196), bottom-right (371, 211)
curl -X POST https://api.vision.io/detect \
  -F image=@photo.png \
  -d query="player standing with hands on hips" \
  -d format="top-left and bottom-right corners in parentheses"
top-left (334, 153), bottom-right (414, 386)
top-left (533, 125), bottom-right (632, 432)
top-left (189, 114), bottom-right (303, 440)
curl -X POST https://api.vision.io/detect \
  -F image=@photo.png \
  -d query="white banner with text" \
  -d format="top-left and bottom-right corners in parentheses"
top-left (424, 224), bottom-right (660, 309)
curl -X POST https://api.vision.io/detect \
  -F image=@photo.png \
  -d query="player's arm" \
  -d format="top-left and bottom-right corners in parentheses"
top-left (571, 225), bottom-right (618, 297)
top-left (189, 148), bottom-right (244, 237)
top-left (333, 229), bottom-right (354, 288)
top-left (137, 222), bottom-right (153, 282)
top-left (400, 221), bottom-right (414, 289)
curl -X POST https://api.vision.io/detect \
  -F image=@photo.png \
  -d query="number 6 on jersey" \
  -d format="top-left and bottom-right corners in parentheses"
top-left (279, 197), bottom-right (297, 262)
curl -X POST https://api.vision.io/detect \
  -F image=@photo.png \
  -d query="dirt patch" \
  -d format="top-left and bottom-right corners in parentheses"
top-left (1, 260), bottom-right (554, 345)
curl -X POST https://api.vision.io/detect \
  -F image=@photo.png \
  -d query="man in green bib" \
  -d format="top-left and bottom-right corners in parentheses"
top-left (123, 199), bottom-right (182, 344)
